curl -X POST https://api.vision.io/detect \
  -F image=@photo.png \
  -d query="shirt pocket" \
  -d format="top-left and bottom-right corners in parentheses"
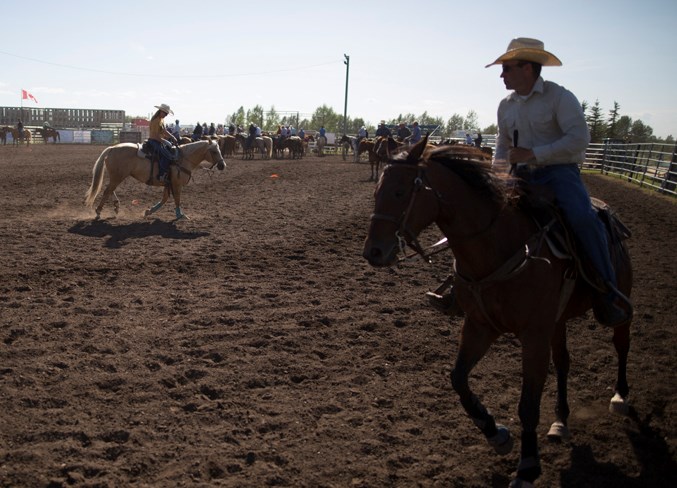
top-left (529, 106), bottom-right (555, 133)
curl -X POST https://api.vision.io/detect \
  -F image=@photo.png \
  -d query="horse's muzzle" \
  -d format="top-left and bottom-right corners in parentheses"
top-left (362, 239), bottom-right (398, 268)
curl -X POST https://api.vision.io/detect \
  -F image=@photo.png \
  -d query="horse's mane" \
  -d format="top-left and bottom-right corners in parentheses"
top-left (425, 145), bottom-right (508, 204)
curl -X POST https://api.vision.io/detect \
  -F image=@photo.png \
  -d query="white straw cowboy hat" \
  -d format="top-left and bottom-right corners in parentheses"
top-left (154, 103), bottom-right (174, 115)
top-left (485, 37), bottom-right (562, 68)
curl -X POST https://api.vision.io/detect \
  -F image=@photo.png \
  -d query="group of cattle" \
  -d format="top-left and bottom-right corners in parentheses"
top-left (0, 127), bottom-right (60, 145)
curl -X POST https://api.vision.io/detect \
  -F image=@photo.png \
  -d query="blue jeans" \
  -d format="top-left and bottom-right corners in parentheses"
top-left (524, 164), bottom-right (616, 285)
top-left (147, 139), bottom-right (174, 175)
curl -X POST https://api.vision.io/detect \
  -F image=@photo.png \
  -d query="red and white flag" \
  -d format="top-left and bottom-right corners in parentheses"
top-left (21, 89), bottom-right (38, 104)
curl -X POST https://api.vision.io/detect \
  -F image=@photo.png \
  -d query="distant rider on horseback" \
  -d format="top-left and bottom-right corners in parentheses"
top-left (192, 121), bottom-right (203, 141)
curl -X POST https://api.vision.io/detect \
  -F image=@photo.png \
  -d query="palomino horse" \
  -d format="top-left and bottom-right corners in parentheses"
top-left (84, 140), bottom-right (226, 221)
top-left (316, 135), bottom-right (326, 156)
top-left (339, 134), bottom-right (357, 161)
top-left (36, 127), bottom-right (60, 143)
top-left (363, 139), bottom-right (633, 487)
top-left (260, 135), bottom-right (273, 159)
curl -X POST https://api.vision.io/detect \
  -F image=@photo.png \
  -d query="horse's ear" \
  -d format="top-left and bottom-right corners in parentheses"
top-left (406, 133), bottom-right (429, 163)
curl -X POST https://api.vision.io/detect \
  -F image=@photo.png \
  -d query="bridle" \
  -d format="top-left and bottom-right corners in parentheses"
top-left (370, 162), bottom-right (506, 262)
top-left (370, 164), bottom-right (437, 262)
top-left (207, 140), bottom-right (226, 170)
top-left (172, 141), bottom-right (224, 182)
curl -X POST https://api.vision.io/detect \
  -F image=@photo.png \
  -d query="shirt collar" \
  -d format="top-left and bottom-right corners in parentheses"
top-left (508, 76), bottom-right (544, 101)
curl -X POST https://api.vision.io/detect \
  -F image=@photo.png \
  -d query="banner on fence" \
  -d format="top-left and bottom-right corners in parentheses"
top-left (73, 131), bottom-right (91, 144)
top-left (91, 130), bottom-right (114, 144)
top-left (56, 130), bottom-right (73, 143)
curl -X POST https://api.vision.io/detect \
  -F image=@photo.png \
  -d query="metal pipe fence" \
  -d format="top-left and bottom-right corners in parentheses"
top-left (583, 141), bottom-right (677, 196)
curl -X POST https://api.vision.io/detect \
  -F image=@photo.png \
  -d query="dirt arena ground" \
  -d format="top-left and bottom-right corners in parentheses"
top-left (0, 143), bottom-right (675, 487)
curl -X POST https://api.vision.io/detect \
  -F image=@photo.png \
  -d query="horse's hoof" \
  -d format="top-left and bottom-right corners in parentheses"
top-left (609, 392), bottom-right (630, 416)
top-left (509, 478), bottom-right (535, 488)
top-left (488, 424), bottom-right (513, 455)
top-left (547, 421), bottom-right (570, 441)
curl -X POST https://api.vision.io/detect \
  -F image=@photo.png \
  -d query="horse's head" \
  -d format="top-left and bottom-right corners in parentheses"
top-left (363, 137), bottom-right (438, 267)
top-left (208, 140), bottom-right (226, 170)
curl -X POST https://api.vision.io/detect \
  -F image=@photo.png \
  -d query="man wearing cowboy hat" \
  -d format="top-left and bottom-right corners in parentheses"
top-left (428, 38), bottom-right (631, 328)
top-left (148, 103), bottom-right (178, 183)
top-left (489, 37), bottom-right (631, 328)
top-left (375, 121), bottom-right (391, 138)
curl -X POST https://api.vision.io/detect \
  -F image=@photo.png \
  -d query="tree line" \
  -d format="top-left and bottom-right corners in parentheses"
top-left (222, 100), bottom-right (672, 144)
top-left (582, 100), bottom-right (672, 144)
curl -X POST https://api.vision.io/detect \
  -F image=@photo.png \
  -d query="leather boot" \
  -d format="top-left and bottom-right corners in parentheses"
top-left (426, 288), bottom-right (464, 317)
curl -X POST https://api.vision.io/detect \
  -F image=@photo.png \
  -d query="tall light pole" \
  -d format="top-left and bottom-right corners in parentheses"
top-left (343, 54), bottom-right (350, 136)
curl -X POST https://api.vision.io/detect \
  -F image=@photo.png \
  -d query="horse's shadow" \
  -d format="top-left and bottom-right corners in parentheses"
top-left (557, 405), bottom-right (676, 487)
top-left (68, 218), bottom-right (209, 248)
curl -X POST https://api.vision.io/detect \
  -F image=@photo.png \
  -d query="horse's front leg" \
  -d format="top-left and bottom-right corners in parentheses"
top-left (450, 321), bottom-right (513, 454)
top-left (514, 330), bottom-right (553, 486)
top-left (144, 185), bottom-right (171, 217)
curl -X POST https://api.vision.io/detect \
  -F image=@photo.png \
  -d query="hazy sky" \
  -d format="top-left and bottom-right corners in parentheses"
top-left (1, 0), bottom-right (675, 137)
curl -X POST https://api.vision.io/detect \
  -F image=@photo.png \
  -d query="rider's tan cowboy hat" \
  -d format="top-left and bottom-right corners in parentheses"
top-left (485, 38), bottom-right (562, 68)
top-left (154, 103), bottom-right (174, 115)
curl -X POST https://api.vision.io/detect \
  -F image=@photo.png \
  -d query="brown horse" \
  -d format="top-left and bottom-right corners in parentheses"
top-left (84, 140), bottom-right (226, 221)
top-left (217, 135), bottom-right (237, 157)
top-left (0, 127), bottom-right (9, 145)
top-left (302, 134), bottom-right (314, 156)
top-left (36, 127), bottom-right (60, 143)
top-left (359, 139), bottom-right (378, 180)
top-left (279, 136), bottom-right (304, 159)
top-left (6, 127), bottom-right (31, 146)
top-left (363, 139), bottom-right (633, 486)
top-left (368, 136), bottom-right (406, 182)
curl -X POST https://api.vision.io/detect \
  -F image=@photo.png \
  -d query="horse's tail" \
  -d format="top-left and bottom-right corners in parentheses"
top-left (84, 146), bottom-right (113, 207)
top-left (266, 138), bottom-right (273, 159)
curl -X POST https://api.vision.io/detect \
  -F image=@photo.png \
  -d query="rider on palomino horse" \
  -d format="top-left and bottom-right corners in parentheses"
top-left (147, 104), bottom-right (178, 184)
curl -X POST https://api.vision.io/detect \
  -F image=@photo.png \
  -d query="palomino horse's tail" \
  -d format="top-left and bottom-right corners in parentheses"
top-left (265, 138), bottom-right (273, 159)
top-left (84, 146), bottom-right (114, 207)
